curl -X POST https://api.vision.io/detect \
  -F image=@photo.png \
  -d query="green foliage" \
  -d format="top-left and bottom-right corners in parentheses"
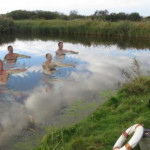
top-left (6, 10), bottom-right (35, 20)
top-left (6, 10), bottom-right (67, 20)
top-left (0, 17), bottom-right (15, 33)
top-left (13, 19), bottom-right (150, 38)
top-left (120, 58), bottom-right (150, 96)
top-left (4, 10), bottom-right (143, 22)
top-left (0, 15), bottom-right (150, 37)
top-left (119, 76), bottom-right (150, 96)
top-left (127, 13), bottom-right (142, 21)
top-left (92, 10), bottom-right (142, 22)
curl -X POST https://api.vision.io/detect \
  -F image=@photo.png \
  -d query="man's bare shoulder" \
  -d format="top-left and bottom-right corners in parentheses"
top-left (42, 62), bottom-right (46, 66)
top-left (14, 53), bottom-right (20, 57)
top-left (4, 53), bottom-right (9, 58)
top-left (63, 49), bottom-right (69, 52)
top-left (55, 50), bottom-right (60, 54)
top-left (5, 53), bottom-right (18, 57)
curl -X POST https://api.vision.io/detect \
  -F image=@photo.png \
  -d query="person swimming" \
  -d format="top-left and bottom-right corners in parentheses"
top-left (55, 41), bottom-right (79, 56)
top-left (0, 60), bottom-right (26, 84)
top-left (42, 53), bottom-right (75, 75)
top-left (4, 45), bottom-right (31, 63)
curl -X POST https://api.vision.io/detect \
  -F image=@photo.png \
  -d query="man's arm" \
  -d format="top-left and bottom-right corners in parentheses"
top-left (0, 73), bottom-right (9, 84)
top-left (4, 54), bottom-right (8, 61)
top-left (7, 68), bottom-right (26, 74)
top-left (55, 50), bottom-right (59, 55)
top-left (54, 62), bottom-right (76, 68)
top-left (16, 53), bottom-right (31, 58)
top-left (64, 49), bottom-right (79, 54)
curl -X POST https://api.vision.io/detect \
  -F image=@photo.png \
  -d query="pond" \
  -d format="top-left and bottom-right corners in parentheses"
top-left (0, 34), bottom-right (150, 149)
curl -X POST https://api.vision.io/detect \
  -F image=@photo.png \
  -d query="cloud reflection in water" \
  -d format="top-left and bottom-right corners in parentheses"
top-left (0, 39), bottom-right (150, 147)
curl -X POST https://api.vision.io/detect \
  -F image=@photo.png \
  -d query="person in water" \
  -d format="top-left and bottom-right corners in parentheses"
top-left (55, 41), bottom-right (79, 56)
top-left (42, 53), bottom-right (76, 75)
top-left (0, 60), bottom-right (26, 84)
top-left (4, 45), bottom-right (31, 63)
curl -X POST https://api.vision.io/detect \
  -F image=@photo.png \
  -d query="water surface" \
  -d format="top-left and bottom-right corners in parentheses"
top-left (0, 35), bottom-right (150, 149)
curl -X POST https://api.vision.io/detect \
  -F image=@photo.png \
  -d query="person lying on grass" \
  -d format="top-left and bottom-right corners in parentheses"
top-left (42, 53), bottom-right (75, 75)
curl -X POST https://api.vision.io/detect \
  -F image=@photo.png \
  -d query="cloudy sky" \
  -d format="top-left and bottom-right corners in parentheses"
top-left (0, 0), bottom-right (149, 16)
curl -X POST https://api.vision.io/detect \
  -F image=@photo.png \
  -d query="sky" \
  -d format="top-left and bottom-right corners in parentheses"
top-left (0, 0), bottom-right (150, 16)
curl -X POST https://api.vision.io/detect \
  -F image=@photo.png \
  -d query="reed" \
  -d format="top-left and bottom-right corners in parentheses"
top-left (0, 17), bottom-right (15, 33)
top-left (14, 19), bottom-right (150, 38)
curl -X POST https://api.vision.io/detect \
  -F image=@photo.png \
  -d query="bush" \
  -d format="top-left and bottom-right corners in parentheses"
top-left (0, 17), bottom-right (15, 33)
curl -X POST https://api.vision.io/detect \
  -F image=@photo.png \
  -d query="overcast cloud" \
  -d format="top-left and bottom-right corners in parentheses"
top-left (0, 0), bottom-right (149, 16)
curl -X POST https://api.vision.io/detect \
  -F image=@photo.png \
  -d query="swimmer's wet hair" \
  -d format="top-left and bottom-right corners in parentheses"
top-left (46, 53), bottom-right (49, 58)
top-left (7, 45), bottom-right (13, 49)
top-left (46, 53), bottom-right (52, 58)
top-left (58, 41), bottom-right (63, 46)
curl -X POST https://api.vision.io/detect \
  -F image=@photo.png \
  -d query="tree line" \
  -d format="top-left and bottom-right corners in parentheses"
top-left (0, 9), bottom-right (149, 21)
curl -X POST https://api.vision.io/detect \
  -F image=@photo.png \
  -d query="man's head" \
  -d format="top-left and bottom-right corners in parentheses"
top-left (0, 60), bottom-right (3, 71)
top-left (7, 45), bottom-right (13, 53)
top-left (46, 53), bottom-right (52, 61)
top-left (58, 41), bottom-right (63, 50)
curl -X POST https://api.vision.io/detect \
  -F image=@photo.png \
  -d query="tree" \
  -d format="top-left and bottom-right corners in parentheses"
top-left (92, 10), bottom-right (109, 20)
top-left (94, 10), bottom-right (109, 17)
top-left (69, 10), bottom-right (78, 16)
top-left (127, 13), bottom-right (142, 21)
top-left (105, 13), bottom-right (118, 21)
top-left (6, 10), bottom-right (34, 20)
top-left (117, 12), bottom-right (127, 20)
top-left (69, 10), bottom-right (84, 20)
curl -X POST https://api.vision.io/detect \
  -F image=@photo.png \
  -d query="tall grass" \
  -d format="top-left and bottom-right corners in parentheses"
top-left (0, 17), bottom-right (15, 33)
top-left (14, 19), bottom-right (150, 38)
top-left (35, 59), bottom-right (150, 150)
top-left (1, 18), bottom-right (150, 38)
top-left (120, 58), bottom-right (150, 96)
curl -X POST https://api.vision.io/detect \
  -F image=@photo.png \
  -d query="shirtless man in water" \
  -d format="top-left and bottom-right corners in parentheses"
top-left (4, 45), bottom-right (31, 63)
top-left (0, 60), bottom-right (26, 84)
top-left (42, 53), bottom-right (75, 75)
top-left (55, 41), bottom-right (79, 56)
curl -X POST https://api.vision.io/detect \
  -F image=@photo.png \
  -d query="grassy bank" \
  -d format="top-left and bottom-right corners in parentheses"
top-left (1, 18), bottom-right (150, 38)
top-left (35, 74), bottom-right (150, 150)
top-left (14, 19), bottom-right (150, 38)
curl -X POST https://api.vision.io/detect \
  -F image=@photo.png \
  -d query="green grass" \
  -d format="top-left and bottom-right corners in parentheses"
top-left (14, 19), bottom-right (150, 38)
top-left (35, 75), bottom-right (150, 150)
top-left (1, 18), bottom-right (150, 38)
